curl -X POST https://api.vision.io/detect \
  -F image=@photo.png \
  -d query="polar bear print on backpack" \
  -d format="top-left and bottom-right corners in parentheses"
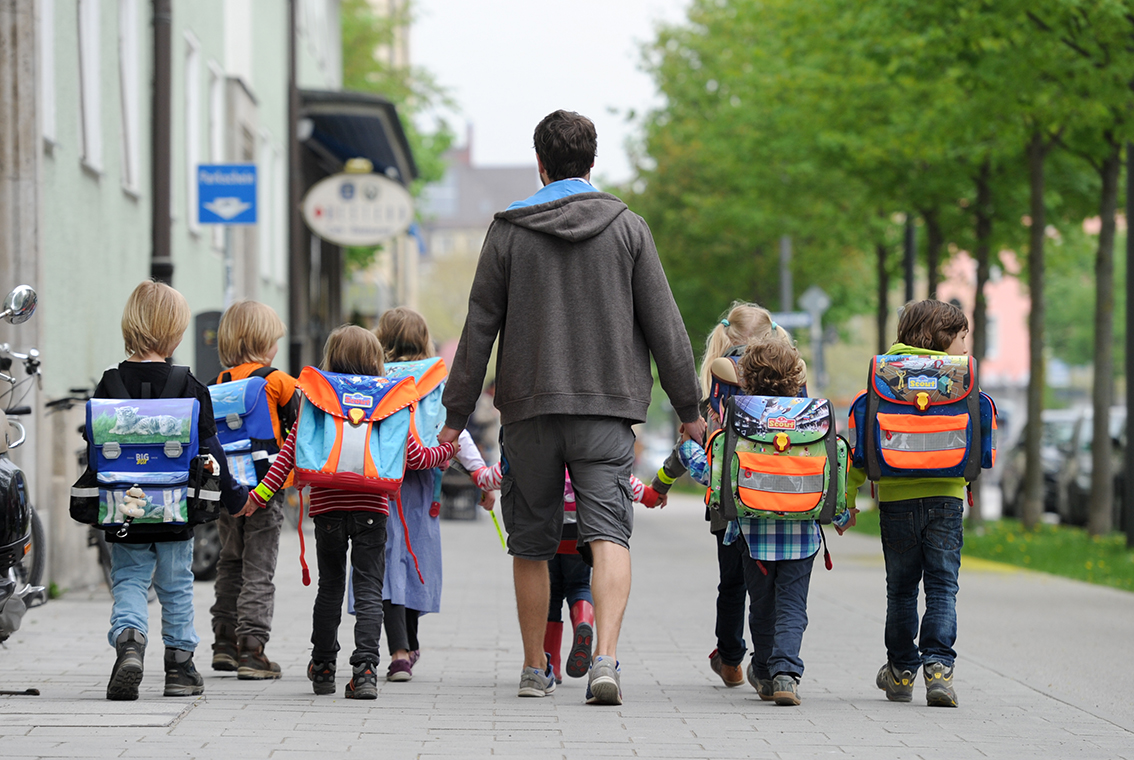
top-left (109, 405), bottom-right (184, 437)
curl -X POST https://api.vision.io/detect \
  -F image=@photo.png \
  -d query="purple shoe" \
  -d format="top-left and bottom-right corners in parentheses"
top-left (387, 658), bottom-right (413, 682)
top-left (408, 650), bottom-right (420, 667)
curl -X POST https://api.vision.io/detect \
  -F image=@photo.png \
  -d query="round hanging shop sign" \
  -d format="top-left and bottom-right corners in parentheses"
top-left (301, 171), bottom-right (414, 247)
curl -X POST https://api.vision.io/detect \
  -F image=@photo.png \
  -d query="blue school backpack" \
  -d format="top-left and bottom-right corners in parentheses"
top-left (386, 357), bottom-right (448, 512)
top-left (848, 354), bottom-right (997, 482)
top-left (209, 367), bottom-right (280, 487)
top-left (70, 365), bottom-right (221, 534)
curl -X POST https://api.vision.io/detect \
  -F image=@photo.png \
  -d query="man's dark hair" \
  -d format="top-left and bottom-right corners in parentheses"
top-left (533, 110), bottom-right (597, 182)
top-left (896, 300), bottom-right (968, 352)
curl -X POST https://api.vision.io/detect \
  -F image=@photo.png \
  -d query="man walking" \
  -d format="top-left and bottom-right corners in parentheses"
top-left (439, 110), bottom-right (704, 705)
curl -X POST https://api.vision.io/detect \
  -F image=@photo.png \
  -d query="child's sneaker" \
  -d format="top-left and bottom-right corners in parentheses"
top-left (106, 628), bottom-right (146, 701)
top-left (924, 662), bottom-right (958, 707)
top-left (745, 660), bottom-right (774, 701)
top-left (386, 658), bottom-right (413, 682)
top-left (876, 661), bottom-right (915, 703)
top-left (308, 659), bottom-right (336, 695)
top-left (345, 661), bottom-right (378, 700)
top-left (772, 673), bottom-right (800, 706)
top-left (709, 649), bottom-right (745, 688)
top-left (163, 649), bottom-right (205, 697)
top-left (517, 658), bottom-right (557, 698)
top-left (585, 655), bottom-right (622, 705)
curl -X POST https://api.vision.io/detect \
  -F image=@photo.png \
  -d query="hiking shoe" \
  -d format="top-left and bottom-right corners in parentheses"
top-left (876, 661), bottom-right (915, 703)
top-left (345, 662), bottom-right (378, 700)
top-left (517, 659), bottom-right (557, 698)
top-left (163, 649), bottom-right (205, 697)
top-left (211, 623), bottom-right (238, 672)
top-left (772, 673), bottom-right (801, 706)
top-left (585, 655), bottom-right (622, 705)
top-left (237, 635), bottom-right (282, 680)
top-left (107, 628), bottom-right (146, 701)
top-left (387, 658), bottom-right (413, 682)
top-left (745, 660), bottom-right (774, 701)
top-left (709, 649), bottom-right (745, 687)
top-left (308, 660), bottom-right (336, 696)
top-left (924, 662), bottom-right (958, 707)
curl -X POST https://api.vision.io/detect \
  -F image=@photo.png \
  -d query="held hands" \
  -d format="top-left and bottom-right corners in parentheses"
top-left (236, 496), bottom-right (260, 518)
top-left (680, 416), bottom-right (708, 447)
top-left (834, 507), bottom-right (860, 536)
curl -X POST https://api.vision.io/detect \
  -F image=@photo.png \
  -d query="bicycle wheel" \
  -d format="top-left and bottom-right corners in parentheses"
top-left (19, 504), bottom-right (45, 588)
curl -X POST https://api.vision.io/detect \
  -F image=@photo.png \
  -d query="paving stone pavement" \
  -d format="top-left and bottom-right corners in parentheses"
top-left (1, 493), bottom-right (1132, 759)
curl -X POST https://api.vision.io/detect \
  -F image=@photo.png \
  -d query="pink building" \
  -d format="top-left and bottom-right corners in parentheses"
top-left (936, 250), bottom-right (1030, 388)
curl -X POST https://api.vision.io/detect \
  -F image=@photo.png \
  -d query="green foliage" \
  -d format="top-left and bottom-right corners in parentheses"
top-left (1045, 228), bottom-right (1126, 369)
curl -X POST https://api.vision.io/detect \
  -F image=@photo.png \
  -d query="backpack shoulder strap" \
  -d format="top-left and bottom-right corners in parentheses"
top-left (160, 365), bottom-right (191, 399)
top-left (718, 398), bottom-right (739, 521)
top-left (864, 358), bottom-right (882, 481)
top-left (963, 357), bottom-right (981, 482)
top-left (818, 422), bottom-right (838, 524)
top-left (101, 368), bottom-right (132, 399)
top-left (208, 371), bottom-right (233, 387)
top-left (250, 366), bottom-right (277, 380)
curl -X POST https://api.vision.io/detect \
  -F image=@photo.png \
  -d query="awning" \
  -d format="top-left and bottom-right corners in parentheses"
top-left (299, 90), bottom-right (418, 187)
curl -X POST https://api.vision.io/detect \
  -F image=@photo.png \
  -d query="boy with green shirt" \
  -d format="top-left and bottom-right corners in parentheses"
top-left (846, 300), bottom-right (970, 708)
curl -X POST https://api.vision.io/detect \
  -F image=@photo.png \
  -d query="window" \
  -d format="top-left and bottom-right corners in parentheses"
top-left (208, 62), bottom-right (224, 247)
top-left (118, 0), bottom-right (140, 192)
top-left (77, 0), bottom-right (102, 172)
top-left (184, 33), bottom-right (201, 234)
top-left (39, 0), bottom-right (56, 145)
top-left (258, 130), bottom-right (274, 282)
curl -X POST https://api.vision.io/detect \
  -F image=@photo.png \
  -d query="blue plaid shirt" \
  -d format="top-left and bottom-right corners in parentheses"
top-left (679, 440), bottom-right (846, 562)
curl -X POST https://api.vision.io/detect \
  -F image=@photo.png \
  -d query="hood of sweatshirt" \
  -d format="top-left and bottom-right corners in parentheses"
top-left (498, 182), bottom-right (628, 243)
top-left (886, 342), bottom-right (947, 357)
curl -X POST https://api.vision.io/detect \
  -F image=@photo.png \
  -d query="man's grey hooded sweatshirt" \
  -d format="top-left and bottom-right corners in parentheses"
top-left (443, 190), bottom-right (702, 431)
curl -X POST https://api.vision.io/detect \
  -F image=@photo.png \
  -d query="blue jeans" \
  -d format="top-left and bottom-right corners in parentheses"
top-left (879, 496), bottom-right (963, 672)
top-left (742, 551), bottom-right (815, 680)
top-left (715, 530), bottom-right (748, 667)
top-left (547, 553), bottom-right (592, 622)
top-left (108, 540), bottom-right (198, 651)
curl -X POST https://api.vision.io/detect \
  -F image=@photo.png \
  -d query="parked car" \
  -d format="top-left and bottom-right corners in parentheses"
top-left (999, 408), bottom-right (1080, 518)
top-left (1061, 407), bottom-right (1126, 527)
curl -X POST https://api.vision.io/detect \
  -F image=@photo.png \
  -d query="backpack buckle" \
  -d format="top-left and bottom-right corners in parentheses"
top-left (103, 442), bottom-right (121, 460)
top-left (226, 412), bottom-right (241, 431)
top-left (164, 441), bottom-right (183, 458)
top-left (773, 432), bottom-right (791, 453)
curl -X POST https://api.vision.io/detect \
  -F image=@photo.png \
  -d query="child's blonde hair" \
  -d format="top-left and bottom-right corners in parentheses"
top-left (217, 300), bottom-right (286, 367)
top-left (738, 339), bottom-right (807, 398)
top-left (121, 280), bottom-right (191, 358)
top-left (699, 301), bottom-right (792, 395)
top-left (320, 324), bottom-right (385, 376)
top-left (375, 307), bottom-right (434, 363)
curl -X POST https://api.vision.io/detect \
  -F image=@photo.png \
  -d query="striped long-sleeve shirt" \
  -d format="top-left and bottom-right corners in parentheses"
top-left (250, 429), bottom-right (456, 516)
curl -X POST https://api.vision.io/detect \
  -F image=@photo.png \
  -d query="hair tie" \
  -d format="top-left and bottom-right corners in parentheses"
top-left (720, 319), bottom-right (730, 327)
top-left (771, 321), bottom-right (778, 331)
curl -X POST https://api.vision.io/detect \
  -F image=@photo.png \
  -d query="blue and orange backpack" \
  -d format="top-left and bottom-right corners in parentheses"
top-left (208, 367), bottom-right (289, 488)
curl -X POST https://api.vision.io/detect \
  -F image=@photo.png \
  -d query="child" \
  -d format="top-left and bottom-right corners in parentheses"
top-left (373, 307), bottom-right (490, 683)
top-left (652, 302), bottom-right (789, 689)
top-left (208, 300), bottom-right (299, 679)
top-left (848, 300), bottom-right (971, 708)
top-left (473, 463), bottom-right (660, 685)
top-left (98, 281), bottom-right (247, 701)
top-left (239, 325), bottom-right (456, 700)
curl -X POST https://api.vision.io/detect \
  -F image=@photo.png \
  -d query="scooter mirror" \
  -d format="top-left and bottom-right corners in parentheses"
top-left (0, 285), bottom-right (37, 325)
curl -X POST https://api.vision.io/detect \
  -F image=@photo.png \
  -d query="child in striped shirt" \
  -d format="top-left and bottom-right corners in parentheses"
top-left (238, 325), bottom-right (457, 700)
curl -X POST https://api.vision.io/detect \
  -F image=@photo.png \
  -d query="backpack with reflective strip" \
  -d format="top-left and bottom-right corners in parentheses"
top-left (292, 367), bottom-right (418, 494)
top-left (706, 395), bottom-right (848, 524)
top-left (848, 354), bottom-right (997, 481)
top-left (209, 367), bottom-right (279, 487)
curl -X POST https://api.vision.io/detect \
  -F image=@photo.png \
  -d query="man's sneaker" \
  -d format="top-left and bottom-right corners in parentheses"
top-left (876, 661), bottom-right (915, 703)
top-left (345, 662), bottom-right (378, 700)
top-left (709, 649), bottom-right (745, 687)
top-left (308, 660), bottom-right (336, 696)
top-left (163, 649), bottom-right (205, 697)
top-left (517, 658), bottom-right (557, 698)
top-left (387, 658), bottom-right (413, 682)
top-left (745, 660), bottom-right (774, 701)
top-left (211, 623), bottom-right (238, 672)
top-left (107, 628), bottom-right (146, 701)
top-left (772, 673), bottom-right (801, 706)
top-left (924, 662), bottom-right (958, 707)
top-left (585, 655), bottom-right (622, 705)
top-left (237, 635), bottom-right (282, 680)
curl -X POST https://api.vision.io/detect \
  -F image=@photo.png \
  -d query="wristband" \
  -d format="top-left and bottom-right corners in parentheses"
top-left (253, 482), bottom-right (274, 503)
top-left (656, 467), bottom-right (677, 486)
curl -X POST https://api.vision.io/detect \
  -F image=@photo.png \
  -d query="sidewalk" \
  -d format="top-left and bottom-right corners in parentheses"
top-left (2, 493), bottom-right (1132, 759)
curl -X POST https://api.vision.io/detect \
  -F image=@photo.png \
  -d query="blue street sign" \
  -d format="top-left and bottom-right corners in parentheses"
top-left (198, 164), bottom-right (257, 225)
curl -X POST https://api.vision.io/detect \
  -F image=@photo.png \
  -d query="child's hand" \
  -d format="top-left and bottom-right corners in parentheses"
top-left (640, 485), bottom-right (663, 508)
top-left (479, 490), bottom-right (495, 511)
top-left (236, 496), bottom-right (260, 518)
top-left (834, 507), bottom-right (859, 536)
top-left (655, 492), bottom-right (668, 509)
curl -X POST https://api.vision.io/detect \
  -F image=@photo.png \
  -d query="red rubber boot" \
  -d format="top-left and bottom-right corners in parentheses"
top-left (544, 622), bottom-right (564, 684)
top-left (566, 600), bottom-right (595, 678)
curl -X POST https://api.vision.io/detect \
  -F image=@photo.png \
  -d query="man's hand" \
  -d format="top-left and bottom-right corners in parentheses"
top-left (438, 426), bottom-right (461, 445)
top-left (680, 416), bottom-right (708, 447)
top-left (236, 497), bottom-right (260, 518)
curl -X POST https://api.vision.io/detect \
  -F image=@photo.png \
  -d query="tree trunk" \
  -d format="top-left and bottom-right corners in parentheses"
top-left (1022, 133), bottom-right (1048, 531)
top-left (1089, 142), bottom-right (1121, 536)
top-left (924, 208), bottom-right (943, 300)
top-left (876, 241), bottom-right (889, 355)
top-left (970, 158), bottom-right (994, 527)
